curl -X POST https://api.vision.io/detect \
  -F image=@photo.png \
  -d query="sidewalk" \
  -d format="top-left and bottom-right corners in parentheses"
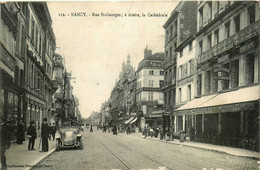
top-left (5, 138), bottom-right (56, 170)
top-left (124, 132), bottom-right (260, 160)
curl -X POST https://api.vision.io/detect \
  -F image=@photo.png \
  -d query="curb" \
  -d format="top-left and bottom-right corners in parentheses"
top-left (143, 137), bottom-right (260, 160)
top-left (28, 148), bottom-right (56, 170)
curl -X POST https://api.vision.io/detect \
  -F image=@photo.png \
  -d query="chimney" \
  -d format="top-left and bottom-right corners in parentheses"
top-left (144, 45), bottom-right (152, 59)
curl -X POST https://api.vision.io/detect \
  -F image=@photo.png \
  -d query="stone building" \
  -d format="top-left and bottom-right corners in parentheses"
top-left (23, 2), bottom-right (56, 130)
top-left (175, 36), bottom-right (196, 135)
top-left (1, 2), bottom-right (26, 140)
top-left (175, 1), bottom-right (260, 151)
top-left (136, 47), bottom-right (165, 130)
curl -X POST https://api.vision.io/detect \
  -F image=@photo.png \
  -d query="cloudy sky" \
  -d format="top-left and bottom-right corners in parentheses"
top-left (47, 1), bottom-right (178, 118)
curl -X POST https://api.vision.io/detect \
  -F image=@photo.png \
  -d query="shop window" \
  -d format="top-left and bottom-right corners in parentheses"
top-left (197, 74), bottom-right (202, 96)
top-left (248, 5), bottom-right (255, 24)
top-left (230, 60), bottom-right (239, 88)
top-left (234, 15), bottom-right (240, 33)
top-left (245, 53), bottom-right (255, 85)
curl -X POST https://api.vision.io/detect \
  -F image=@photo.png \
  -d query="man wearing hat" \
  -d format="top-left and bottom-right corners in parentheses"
top-left (41, 118), bottom-right (49, 152)
top-left (1, 118), bottom-right (12, 169)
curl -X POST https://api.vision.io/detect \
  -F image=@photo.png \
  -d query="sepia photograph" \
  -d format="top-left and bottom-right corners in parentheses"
top-left (0, 1), bottom-right (260, 169)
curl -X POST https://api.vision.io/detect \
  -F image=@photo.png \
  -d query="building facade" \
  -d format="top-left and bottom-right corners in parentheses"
top-left (175, 1), bottom-right (260, 151)
top-left (136, 47), bottom-right (165, 130)
top-left (175, 36), bottom-right (196, 135)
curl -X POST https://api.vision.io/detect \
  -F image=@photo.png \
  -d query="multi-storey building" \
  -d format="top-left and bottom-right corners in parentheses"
top-left (136, 47), bottom-right (165, 130)
top-left (175, 1), bottom-right (260, 151)
top-left (53, 53), bottom-right (64, 125)
top-left (23, 2), bottom-right (56, 130)
top-left (162, 1), bottom-right (197, 116)
top-left (1, 2), bottom-right (26, 139)
top-left (109, 55), bottom-right (135, 127)
top-left (175, 36), bottom-right (196, 135)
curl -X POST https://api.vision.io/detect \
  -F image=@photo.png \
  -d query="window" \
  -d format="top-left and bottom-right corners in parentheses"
top-left (188, 60), bottom-right (192, 75)
top-left (159, 80), bottom-right (164, 88)
top-left (214, 29), bottom-right (219, 45)
top-left (187, 85), bottom-right (191, 101)
top-left (174, 20), bottom-right (178, 36)
top-left (170, 47), bottom-right (172, 60)
top-left (199, 8), bottom-right (203, 28)
top-left (234, 15), bottom-right (240, 33)
top-left (208, 2), bottom-right (212, 20)
top-left (180, 49), bottom-right (183, 57)
top-left (39, 35), bottom-right (42, 57)
top-left (199, 41), bottom-right (203, 55)
top-left (37, 71), bottom-right (40, 90)
top-left (245, 53), bottom-right (255, 85)
top-left (149, 70), bottom-right (154, 75)
top-left (160, 71), bottom-right (164, 75)
top-left (170, 25), bottom-right (173, 37)
top-left (207, 34), bottom-right (212, 49)
top-left (197, 74), bottom-right (202, 96)
top-left (148, 80), bottom-right (154, 87)
top-left (205, 70), bottom-right (211, 94)
top-left (222, 63), bottom-right (230, 90)
top-left (215, 1), bottom-right (219, 16)
top-left (178, 88), bottom-right (182, 102)
top-left (179, 65), bottom-right (183, 79)
top-left (248, 6), bottom-right (255, 24)
top-left (31, 18), bottom-right (35, 45)
top-left (174, 43), bottom-right (177, 49)
top-left (225, 22), bottom-right (230, 38)
top-left (166, 51), bottom-right (168, 60)
top-left (230, 60), bottom-right (239, 88)
top-left (148, 92), bottom-right (153, 101)
top-left (189, 43), bottom-right (192, 51)
top-left (35, 26), bottom-right (38, 51)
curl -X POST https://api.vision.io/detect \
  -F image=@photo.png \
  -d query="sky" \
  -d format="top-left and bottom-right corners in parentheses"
top-left (47, 1), bottom-right (178, 118)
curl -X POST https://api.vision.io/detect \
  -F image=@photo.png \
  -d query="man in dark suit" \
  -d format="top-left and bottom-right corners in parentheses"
top-left (1, 118), bottom-right (12, 170)
top-left (27, 121), bottom-right (37, 150)
top-left (41, 118), bottom-right (49, 152)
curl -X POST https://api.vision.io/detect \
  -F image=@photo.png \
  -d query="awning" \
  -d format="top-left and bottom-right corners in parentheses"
top-left (129, 117), bottom-right (138, 124)
top-left (124, 117), bottom-right (135, 124)
top-left (175, 85), bottom-right (260, 116)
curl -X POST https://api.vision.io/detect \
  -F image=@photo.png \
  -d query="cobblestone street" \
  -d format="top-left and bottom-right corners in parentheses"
top-left (35, 130), bottom-right (258, 170)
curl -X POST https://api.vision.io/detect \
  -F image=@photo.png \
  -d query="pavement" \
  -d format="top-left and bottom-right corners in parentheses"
top-left (5, 137), bottom-right (56, 170)
top-left (4, 130), bottom-right (260, 170)
top-left (121, 132), bottom-right (260, 160)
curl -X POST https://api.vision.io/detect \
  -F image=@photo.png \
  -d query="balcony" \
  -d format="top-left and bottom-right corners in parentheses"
top-left (197, 20), bottom-right (260, 65)
top-left (161, 78), bottom-right (176, 90)
top-left (0, 43), bottom-right (15, 71)
top-left (164, 54), bottom-right (177, 69)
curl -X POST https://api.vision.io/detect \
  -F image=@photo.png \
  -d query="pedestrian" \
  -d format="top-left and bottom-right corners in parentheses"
top-left (1, 118), bottom-right (12, 170)
top-left (112, 125), bottom-right (117, 135)
top-left (48, 123), bottom-right (52, 140)
top-left (27, 121), bottom-right (37, 150)
top-left (52, 123), bottom-right (56, 140)
top-left (41, 118), bottom-right (49, 152)
top-left (190, 126), bottom-right (195, 141)
top-left (16, 120), bottom-right (25, 144)
top-left (103, 126), bottom-right (106, 133)
top-left (90, 125), bottom-right (93, 132)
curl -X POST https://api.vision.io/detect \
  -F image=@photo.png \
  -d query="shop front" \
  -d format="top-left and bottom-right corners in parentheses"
top-left (175, 85), bottom-right (260, 151)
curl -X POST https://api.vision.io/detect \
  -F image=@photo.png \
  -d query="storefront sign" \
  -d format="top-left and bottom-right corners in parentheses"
top-left (240, 41), bottom-right (255, 53)
top-left (175, 101), bottom-right (256, 115)
top-left (214, 67), bottom-right (230, 73)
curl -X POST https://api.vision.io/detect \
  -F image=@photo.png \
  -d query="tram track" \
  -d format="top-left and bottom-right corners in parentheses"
top-left (114, 133), bottom-right (243, 170)
top-left (96, 134), bottom-right (175, 170)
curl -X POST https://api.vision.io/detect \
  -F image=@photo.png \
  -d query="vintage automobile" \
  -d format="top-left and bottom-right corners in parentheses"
top-left (55, 126), bottom-right (83, 151)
